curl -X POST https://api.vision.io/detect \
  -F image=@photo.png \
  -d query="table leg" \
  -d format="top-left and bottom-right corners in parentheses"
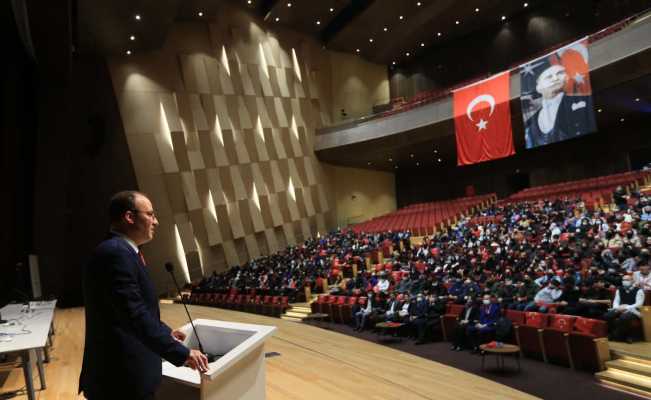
top-left (36, 348), bottom-right (46, 389)
top-left (516, 353), bottom-right (521, 372)
top-left (481, 353), bottom-right (485, 371)
top-left (21, 350), bottom-right (36, 400)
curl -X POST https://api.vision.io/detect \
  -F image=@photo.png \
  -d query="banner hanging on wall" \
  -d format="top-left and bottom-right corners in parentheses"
top-left (453, 72), bottom-right (514, 166)
top-left (520, 37), bottom-right (597, 149)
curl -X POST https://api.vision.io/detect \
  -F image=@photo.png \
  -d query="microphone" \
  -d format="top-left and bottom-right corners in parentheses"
top-left (165, 262), bottom-right (220, 363)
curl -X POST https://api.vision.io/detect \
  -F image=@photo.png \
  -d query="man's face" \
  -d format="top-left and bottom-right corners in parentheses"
top-left (128, 194), bottom-right (158, 246)
top-left (536, 65), bottom-right (568, 99)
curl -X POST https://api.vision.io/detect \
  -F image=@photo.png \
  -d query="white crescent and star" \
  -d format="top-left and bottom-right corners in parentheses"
top-left (466, 94), bottom-right (496, 131)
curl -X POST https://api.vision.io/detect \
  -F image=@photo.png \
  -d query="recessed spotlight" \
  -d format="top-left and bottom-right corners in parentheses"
top-left (198, 11), bottom-right (203, 17)
top-left (410, 153), bottom-right (414, 158)
top-left (392, 61), bottom-right (396, 65)
top-left (475, 8), bottom-right (480, 12)
top-left (394, 165), bottom-right (399, 169)
top-left (434, 150), bottom-right (438, 153)
top-left (399, 15), bottom-right (404, 20)
top-left (388, 158), bottom-right (393, 162)
top-left (134, 14), bottom-right (141, 21)
top-left (501, 15), bottom-right (506, 21)
top-left (367, 161), bottom-right (372, 165)
top-left (129, 35), bottom-right (136, 41)
top-left (416, 162), bottom-right (420, 166)
top-left (383, 27), bottom-right (388, 32)
top-left (437, 32), bottom-right (442, 37)
top-left (356, 48), bottom-right (360, 53)
top-left (597, 108), bottom-right (603, 113)
top-left (417, 2), bottom-right (422, 6)
top-left (126, 50), bottom-right (132, 55)
top-left (438, 158), bottom-right (442, 162)
top-left (286, 2), bottom-right (292, 7)
top-left (329, 7), bottom-right (334, 12)
top-left (405, 52), bottom-right (410, 56)
top-left (275, 17), bottom-right (280, 22)
top-left (524, 2), bottom-right (529, 7)
top-left (420, 42), bottom-right (425, 47)
top-left (455, 20), bottom-right (460, 25)
top-left (635, 98), bottom-right (640, 102)
top-left (316, 20), bottom-right (321, 25)
top-left (248, 0), bottom-right (252, 4)
top-left (369, 38), bottom-right (374, 43)
top-left (620, 118), bottom-right (625, 122)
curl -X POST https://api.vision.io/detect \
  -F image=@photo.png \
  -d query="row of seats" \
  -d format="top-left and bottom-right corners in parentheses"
top-left (185, 293), bottom-right (289, 318)
top-left (441, 305), bottom-right (608, 372)
top-left (505, 171), bottom-right (651, 203)
top-left (352, 193), bottom-right (496, 235)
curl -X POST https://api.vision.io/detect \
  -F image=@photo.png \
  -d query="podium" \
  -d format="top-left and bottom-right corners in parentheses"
top-left (158, 319), bottom-right (276, 400)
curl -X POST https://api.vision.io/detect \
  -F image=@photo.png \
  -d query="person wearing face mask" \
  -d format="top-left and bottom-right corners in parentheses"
top-left (466, 295), bottom-right (501, 353)
top-left (633, 264), bottom-right (651, 291)
top-left (509, 276), bottom-right (538, 311)
top-left (450, 297), bottom-right (479, 351)
top-left (604, 275), bottom-right (645, 343)
top-left (526, 279), bottom-right (563, 312)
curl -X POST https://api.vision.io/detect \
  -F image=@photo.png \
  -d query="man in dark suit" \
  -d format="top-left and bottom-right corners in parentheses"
top-left (79, 191), bottom-right (208, 400)
top-left (524, 64), bottom-right (597, 148)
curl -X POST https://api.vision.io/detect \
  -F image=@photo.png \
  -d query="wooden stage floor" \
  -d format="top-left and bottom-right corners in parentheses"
top-left (0, 304), bottom-right (537, 400)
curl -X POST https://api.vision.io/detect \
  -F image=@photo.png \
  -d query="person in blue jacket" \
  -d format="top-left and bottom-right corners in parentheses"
top-left (466, 294), bottom-right (501, 352)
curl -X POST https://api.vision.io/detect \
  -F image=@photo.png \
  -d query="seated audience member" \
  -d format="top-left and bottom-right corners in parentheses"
top-left (413, 293), bottom-right (445, 345)
top-left (510, 275), bottom-right (537, 310)
top-left (466, 294), bottom-right (501, 352)
top-left (633, 263), bottom-right (651, 290)
top-left (604, 275), bottom-right (645, 343)
top-left (492, 277), bottom-right (517, 308)
top-left (375, 272), bottom-right (390, 294)
top-left (354, 291), bottom-right (377, 331)
top-left (451, 297), bottom-right (479, 351)
top-left (397, 294), bottom-right (412, 322)
top-left (526, 279), bottom-right (563, 313)
top-left (383, 292), bottom-right (401, 322)
top-left (577, 279), bottom-right (612, 318)
top-left (557, 277), bottom-right (581, 315)
top-left (409, 293), bottom-right (429, 339)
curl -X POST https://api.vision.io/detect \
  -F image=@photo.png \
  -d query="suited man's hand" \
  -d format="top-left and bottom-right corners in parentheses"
top-left (172, 330), bottom-right (186, 342)
top-left (186, 349), bottom-right (209, 373)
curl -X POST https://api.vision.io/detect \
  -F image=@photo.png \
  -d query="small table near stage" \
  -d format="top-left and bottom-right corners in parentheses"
top-left (0, 301), bottom-right (57, 400)
top-left (479, 343), bottom-right (521, 372)
top-left (375, 322), bottom-right (405, 342)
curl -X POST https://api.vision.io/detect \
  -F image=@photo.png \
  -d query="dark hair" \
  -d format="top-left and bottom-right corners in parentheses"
top-left (108, 191), bottom-right (141, 223)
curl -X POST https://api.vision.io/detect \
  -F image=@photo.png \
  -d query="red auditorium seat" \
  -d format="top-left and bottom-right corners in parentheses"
top-left (327, 296), bottom-right (347, 323)
top-left (257, 295), bottom-right (272, 314)
top-left (441, 304), bottom-right (465, 341)
top-left (568, 317), bottom-right (608, 372)
top-left (339, 296), bottom-right (359, 324)
top-left (515, 312), bottom-right (549, 360)
top-left (504, 309), bottom-right (525, 344)
top-left (541, 314), bottom-right (576, 366)
top-left (311, 294), bottom-right (327, 314)
top-left (246, 295), bottom-right (261, 313)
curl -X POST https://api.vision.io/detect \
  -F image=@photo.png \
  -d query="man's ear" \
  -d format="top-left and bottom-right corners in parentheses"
top-left (124, 211), bottom-right (136, 225)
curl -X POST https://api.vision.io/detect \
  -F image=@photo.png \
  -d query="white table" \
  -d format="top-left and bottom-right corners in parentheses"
top-left (0, 300), bottom-right (56, 400)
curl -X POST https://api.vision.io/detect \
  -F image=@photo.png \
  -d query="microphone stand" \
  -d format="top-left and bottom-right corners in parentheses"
top-left (166, 266), bottom-right (220, 363)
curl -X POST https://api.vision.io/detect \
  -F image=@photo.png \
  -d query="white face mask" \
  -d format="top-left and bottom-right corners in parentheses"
top-left (483, 299), bottom-right (491, 305)
top-left (622, 281), bottom-right (632, 288)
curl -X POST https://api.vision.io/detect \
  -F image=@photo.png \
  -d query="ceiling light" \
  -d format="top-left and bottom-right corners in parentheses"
top-left (635, 98), bottom-right (640, 102)
top-left (437, 32), bottom-right (442, 37)
top-left (417, 2), bottom-right (422, 6)
top-left (129, 35), bottom-right (136, 41)
top-left (329, 7), bottom-right (334, 12)
top-left (620, 118), bottom-right (625, 122)
top-left (248, 0), bottom-right (252, 4)
top-left (383, 27), bottom-right (388, 32)
top-left (434, 150), bottom-right (438, 153)
top-left (410, 153), bottom-right (414, 158)
top-left (134, 14), bottom-right (141, 21)
top-left (438, 158), bottom-right (442, 162)
top-left (416, 162), bottom-right (420, 166)
top-left (316, 20), bottom-right (321, 25)
top-left (501, 15), bottom-right (506, 21)
top-left (455, 20), bottom-right (460, 25)
top-left (126, 50), bottom-right (132, 55)
top-left (369, 38), bottom-right (374, 43)
top-left (597, 108), bottom-right (603, 113)
top-left (286, 2), bottom-right (292, 7)
top-left (388, 158), bottom-right (393, 162)
top-left (198, 11), bottom-right (203, 17)
top-left (524, 2), bottom-right (529, 7)
top-left (356, 48), bottom-right (360, 53)
top-left (395, 165), bottom-right (399, 169)
top-left (420, 42), bottom-right (425, 47)
top-left (275, 17), bottom-right (280, 22)
top-left (367, 161), bottom-right (372, 165)
top-left (475, 8), bottom-right (480, 12)
top-left (405, 52), bottom-right (410, 56)
top-left (399, 15), bottom-right (404, 20)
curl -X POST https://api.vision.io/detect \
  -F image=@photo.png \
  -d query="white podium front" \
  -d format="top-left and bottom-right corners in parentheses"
top-left (159, 319), bottom-right (276, 400)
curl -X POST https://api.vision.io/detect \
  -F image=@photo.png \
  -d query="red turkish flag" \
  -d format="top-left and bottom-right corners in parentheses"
top-left (454, 72), bottom-right (514, 166)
